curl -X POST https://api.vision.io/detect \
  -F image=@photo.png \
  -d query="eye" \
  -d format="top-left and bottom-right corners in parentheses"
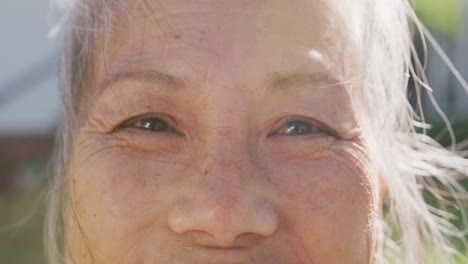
top-left (269, 117), bottom-right (332, 137)
top-left (132, 118), bottom-right (169, 131)
top-left (116, 114), bottom-right (179, 134)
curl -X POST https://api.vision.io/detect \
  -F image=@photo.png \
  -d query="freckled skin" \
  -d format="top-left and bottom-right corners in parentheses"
top-left (68, 0), bottom-right (378, 263)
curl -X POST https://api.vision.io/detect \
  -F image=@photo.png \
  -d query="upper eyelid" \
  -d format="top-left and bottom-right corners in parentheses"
top-left (268, 115), bottom-right (338, 137)
top-left (276, 115), bottom-right (330, 130)
top-left (114, 113), bottom-right (176, 131)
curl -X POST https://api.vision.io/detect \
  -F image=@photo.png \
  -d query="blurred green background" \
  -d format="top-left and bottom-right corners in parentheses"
top-left (1, 0), bottom-right (468, 263)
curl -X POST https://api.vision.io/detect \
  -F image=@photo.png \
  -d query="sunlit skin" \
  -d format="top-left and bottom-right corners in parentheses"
top-left (68, 0), bottom-right (378, 263)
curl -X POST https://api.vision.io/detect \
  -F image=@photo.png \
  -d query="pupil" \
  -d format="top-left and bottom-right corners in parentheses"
top-left (287, 121), bottom-right (311, 134)
top-left (141, 119), bottom-right (168, 131)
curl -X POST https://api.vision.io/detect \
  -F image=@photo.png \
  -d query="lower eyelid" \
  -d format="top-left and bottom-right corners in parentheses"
top-left (110, 130), bottom-right (185, 155)
top-left (113, 128), bottom-right (183, 144)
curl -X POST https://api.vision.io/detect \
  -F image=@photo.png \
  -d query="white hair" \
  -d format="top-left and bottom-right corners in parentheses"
top-left (46, 0), bottom-right (468, 263)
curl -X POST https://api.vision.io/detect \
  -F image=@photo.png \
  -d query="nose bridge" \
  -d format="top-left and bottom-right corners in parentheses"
top-left (202, 151), bottom-right (249, 201)
top-left (167, 133), bottom-right (278, 247)
top-left (202, 121), bottom-right (252, 175)
top-left (196, 140), bottom-right (253, 221)
top-left (195, 169), bottom-right (251, 228)
top-left (205, 136), bottom-right (246, 180)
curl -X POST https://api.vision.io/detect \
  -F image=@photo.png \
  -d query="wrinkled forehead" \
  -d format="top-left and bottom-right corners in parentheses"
top-left (96, 0), bottom-right (362, 88)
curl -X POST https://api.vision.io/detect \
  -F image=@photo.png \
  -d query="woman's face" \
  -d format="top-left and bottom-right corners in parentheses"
top-left (69, 0), bottom-right (378, 263)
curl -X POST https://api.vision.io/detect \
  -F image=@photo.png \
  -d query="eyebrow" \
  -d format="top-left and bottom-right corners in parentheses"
top-left (268, 72), bottom-right (345, 92)
top-left (105, 68), bottom-right (344, 93)
top-left (106, 68), bottom-right (185, 90)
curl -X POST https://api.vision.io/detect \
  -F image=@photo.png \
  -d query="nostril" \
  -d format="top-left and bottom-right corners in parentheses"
top-left (167, 197), bottom-right (279, 247)
top-left (167, 199), bottom-right (195, 234)
top-left (253, 201), bottom-right (279, 237)
top-left (190, 231), bottom-right (267, 249)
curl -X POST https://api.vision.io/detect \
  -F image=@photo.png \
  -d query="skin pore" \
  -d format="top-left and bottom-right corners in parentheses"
top-left (68, 0), bottom-right (378, 263)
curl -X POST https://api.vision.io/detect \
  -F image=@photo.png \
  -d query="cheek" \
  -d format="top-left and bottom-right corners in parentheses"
top-left (69, 135), bottom-right (188, 258)
top-left (269, 139), bottom-right (376, 262)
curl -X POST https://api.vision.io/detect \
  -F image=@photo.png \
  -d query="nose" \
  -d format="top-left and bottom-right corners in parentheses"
top-left (167, 161), bottom-right (278, 248)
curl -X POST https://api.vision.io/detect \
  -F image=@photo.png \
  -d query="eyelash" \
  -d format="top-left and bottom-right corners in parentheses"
top-left (115, 114), bottom-right (333, 138)
top-left (269, 116), bottom-right (333, 137)
top-left (115, 114), bottom-right (181, 135)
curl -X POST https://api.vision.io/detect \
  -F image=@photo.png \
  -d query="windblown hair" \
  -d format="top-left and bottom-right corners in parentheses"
top-left (46, 0), bottom-right (468, 263)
